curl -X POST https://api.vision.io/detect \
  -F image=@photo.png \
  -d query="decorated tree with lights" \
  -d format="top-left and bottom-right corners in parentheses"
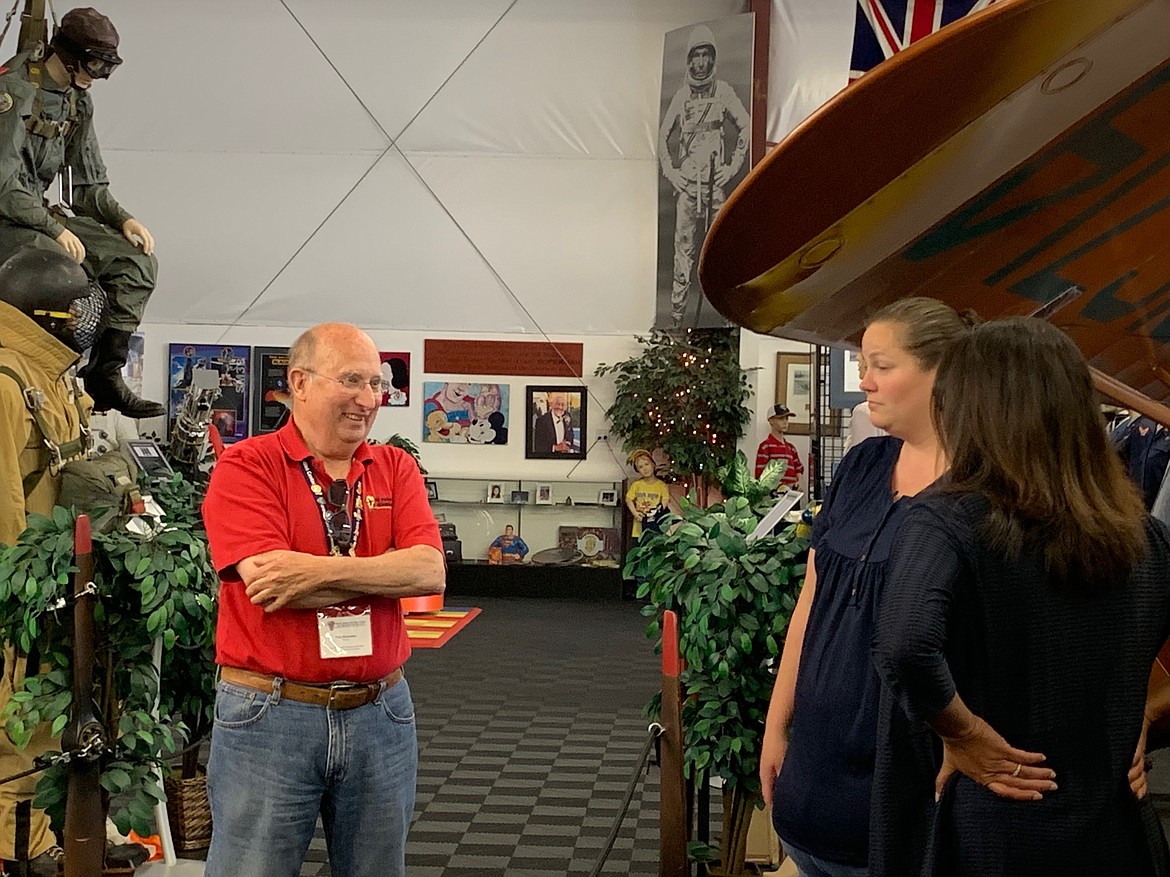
top-left (596, 329), bottom-right (751, 504)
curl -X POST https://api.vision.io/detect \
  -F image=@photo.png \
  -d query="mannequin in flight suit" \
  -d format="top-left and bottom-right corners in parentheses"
top-left (0, 6), bottom-right (163, 419)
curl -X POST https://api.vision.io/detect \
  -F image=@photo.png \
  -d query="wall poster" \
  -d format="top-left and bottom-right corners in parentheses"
top-left (251, 346), bottom-right (292, 435)
top-left (422, 381), bottom-right (510, 445)
top-left (168, 344), bottom-right (251, 443)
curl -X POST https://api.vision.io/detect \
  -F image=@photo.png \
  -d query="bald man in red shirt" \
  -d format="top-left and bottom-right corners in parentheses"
top-left (201, 323), bottom-right (444, 877)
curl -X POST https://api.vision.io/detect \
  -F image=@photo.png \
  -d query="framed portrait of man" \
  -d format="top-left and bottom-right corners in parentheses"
top-left (525, 385), bottom-right (587, 460)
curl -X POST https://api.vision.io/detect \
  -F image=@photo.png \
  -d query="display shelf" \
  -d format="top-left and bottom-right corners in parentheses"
top-left (430, 499), bottom-right (611, 508)
top-left (444, 561), bottom-right (624, 602)
top-left (426, 476), bottom-right (625, 572)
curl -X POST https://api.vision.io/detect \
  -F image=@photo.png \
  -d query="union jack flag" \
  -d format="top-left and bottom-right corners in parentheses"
top-left (849, 0), bottom-right (997, 81)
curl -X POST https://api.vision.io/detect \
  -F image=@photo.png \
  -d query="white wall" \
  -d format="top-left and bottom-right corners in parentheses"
top-left (138, 322), bottom-right (642, 483)
top-left (141, 322), bottom-right (821, 490)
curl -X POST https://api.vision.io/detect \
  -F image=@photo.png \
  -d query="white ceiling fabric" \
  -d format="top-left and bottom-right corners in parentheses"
top-left (766, 0), bottom-right (855, 143)
top-left (6, 0), bottom-right (758, 335)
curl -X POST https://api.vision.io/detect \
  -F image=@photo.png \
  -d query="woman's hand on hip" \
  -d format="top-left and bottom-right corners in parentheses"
top-left (938, 714), bottom-right (1057, 802)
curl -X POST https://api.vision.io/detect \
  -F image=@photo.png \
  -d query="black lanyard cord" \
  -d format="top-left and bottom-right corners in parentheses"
top-left (298, 460), bottom-right (364, 556)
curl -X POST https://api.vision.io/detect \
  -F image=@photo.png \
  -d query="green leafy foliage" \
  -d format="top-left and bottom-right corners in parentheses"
top-left (626, 477), bottom-right (809, 796)
top-left (717, 451), bottom-right (787, 512)
top-left (0, 472), bottom-right (218, 836)
top-left (595, 329), bottom-right (751, 484)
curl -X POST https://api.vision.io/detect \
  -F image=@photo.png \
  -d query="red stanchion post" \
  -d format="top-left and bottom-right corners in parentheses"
top-left (660, 610), bottom-right (687, 877)
top-left (64, 514), bottom-right (104, 877)
top-left (207, 422), bottom-right (226, 460)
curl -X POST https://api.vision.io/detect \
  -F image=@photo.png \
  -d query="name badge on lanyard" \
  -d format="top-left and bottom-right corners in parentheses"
top-left (318, 606), bottom-right (373, 659)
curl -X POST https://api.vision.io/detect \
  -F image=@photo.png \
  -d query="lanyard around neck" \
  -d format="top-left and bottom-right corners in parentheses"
top-left (299, 460), bottom-right (364, 557)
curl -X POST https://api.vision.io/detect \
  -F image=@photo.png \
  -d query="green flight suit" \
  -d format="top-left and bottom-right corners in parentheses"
top-left (0, 52), bottom-right (156, 331)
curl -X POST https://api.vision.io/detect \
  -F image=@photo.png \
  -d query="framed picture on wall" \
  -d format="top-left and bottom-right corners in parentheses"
top-left (379, 352), bottom-right (410, 407)
top-left (776, 353), bottom-right (841, 437)
top-left (776, 353), bottom-right (812, 436)
top-left (425, 480), bottom-right (439, 501)
top-left (828, 348), bottom-right (866, 410)
top-left (525, 385), bottom-right (587, 460)
top-left (510, 490), bottom-right (530, 505)
top-left (168, 343), bottom-right (251, 443)
top-left (598, 489), bottom-right (618, 506)
top-left (535, 484), bottom-right (553, 505)
top-left (251, 346), bottom-right (291, 435)
top-left (422, 382), bottom-right (509, 444)
top-left (486, 482), bottom-right (506, 503)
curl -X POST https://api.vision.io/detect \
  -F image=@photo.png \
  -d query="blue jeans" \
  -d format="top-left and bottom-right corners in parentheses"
top-left (784, 842), bottom-right (869, 877)
top-left (204, 676), bottom-right (417, 877)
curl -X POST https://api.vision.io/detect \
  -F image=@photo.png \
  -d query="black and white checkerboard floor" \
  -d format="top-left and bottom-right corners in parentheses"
top-left (299, 595), bottom-right (676, 877)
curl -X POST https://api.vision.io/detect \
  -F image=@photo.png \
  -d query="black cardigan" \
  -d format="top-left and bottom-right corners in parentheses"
top-left (871, 492), bottom-right (1170, 876)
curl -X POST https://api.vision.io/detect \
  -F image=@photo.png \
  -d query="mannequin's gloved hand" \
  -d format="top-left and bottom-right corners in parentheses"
top-left (121, 218), bottom-right (154, 255)
top-left (56, 226), bottom-right (86, 262)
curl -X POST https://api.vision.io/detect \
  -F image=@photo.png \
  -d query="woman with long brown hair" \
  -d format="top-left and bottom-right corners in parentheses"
top-left (872, 318), bottom-right (1170, 874)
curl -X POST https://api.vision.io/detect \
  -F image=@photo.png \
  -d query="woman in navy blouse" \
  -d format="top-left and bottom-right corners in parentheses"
top-left (760, 297), bottom-right (973, 877)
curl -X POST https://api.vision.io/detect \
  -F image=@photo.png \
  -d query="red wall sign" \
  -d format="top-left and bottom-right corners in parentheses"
top-left (424, 339), bottom-right (584, 378)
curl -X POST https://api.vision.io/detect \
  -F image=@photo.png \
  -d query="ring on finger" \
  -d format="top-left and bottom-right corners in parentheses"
top-left (1011, 763), bottom-right (1022, 778)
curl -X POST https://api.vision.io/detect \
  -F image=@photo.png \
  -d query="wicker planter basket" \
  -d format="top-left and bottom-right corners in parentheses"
top-left (164, 772), bottom-right (212, 853)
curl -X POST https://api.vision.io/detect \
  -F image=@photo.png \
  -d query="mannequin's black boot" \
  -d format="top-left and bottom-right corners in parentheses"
top-left (83, 328), bottom-right (166, 419)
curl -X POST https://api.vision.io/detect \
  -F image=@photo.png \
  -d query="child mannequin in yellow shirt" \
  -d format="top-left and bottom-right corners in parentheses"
top-left (625, 449), bottom-right (674, 538)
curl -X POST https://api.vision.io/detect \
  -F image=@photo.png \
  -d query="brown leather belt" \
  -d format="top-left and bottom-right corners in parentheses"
top-left (220, 666), bottom-right (403, 710)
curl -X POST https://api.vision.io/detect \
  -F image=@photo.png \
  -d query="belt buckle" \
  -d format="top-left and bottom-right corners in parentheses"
top-left (326, 681), bottom-right (364, 710)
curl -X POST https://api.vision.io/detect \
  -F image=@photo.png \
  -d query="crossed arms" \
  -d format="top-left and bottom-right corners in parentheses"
top-left (237, 544), bottom-right (445, 614)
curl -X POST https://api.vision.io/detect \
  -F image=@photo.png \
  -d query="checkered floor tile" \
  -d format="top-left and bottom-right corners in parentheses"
top-left (295, 595), bottom-right (695, 877)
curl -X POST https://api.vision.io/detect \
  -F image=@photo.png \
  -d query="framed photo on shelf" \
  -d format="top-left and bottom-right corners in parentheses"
top-left (486, 481), bottom-right (506, 503)
top-left (598, 488), bottom-right (618, 506)
top-left (535, 484), bottom-right (553, 505)
top-left (510, 489), bottom-right (530, 505)
top-left (425, 480), bottom-right (439, 501)
top-left (525, 385), bottom-right (587, 460)
top-left (775, 352), bottom-right (841, 437)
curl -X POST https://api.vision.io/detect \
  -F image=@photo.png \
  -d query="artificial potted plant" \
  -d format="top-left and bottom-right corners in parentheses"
top-left (595, 328), bottom-right (751, 506)
top-left (626, 452), bottom-right (809, 875)
top-left (0, 471), bottom-right (218, 857)
top-left (152, 473), bottom-right (218, 853)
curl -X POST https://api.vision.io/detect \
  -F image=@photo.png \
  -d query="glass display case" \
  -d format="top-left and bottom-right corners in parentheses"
top-left (426, 476), bottom-right (625, 570)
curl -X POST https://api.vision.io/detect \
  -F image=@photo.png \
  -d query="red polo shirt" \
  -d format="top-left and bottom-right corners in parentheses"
top-left (202, 420), bottom-right (442, 683)
top-left (755, 433), bottom-right (803, 487)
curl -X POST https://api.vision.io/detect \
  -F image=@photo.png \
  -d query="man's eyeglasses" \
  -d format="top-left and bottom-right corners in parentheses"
top-left (302, 368), bottom-right (390, 396)
top-left (325, 479), bottom-right (353, 552)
